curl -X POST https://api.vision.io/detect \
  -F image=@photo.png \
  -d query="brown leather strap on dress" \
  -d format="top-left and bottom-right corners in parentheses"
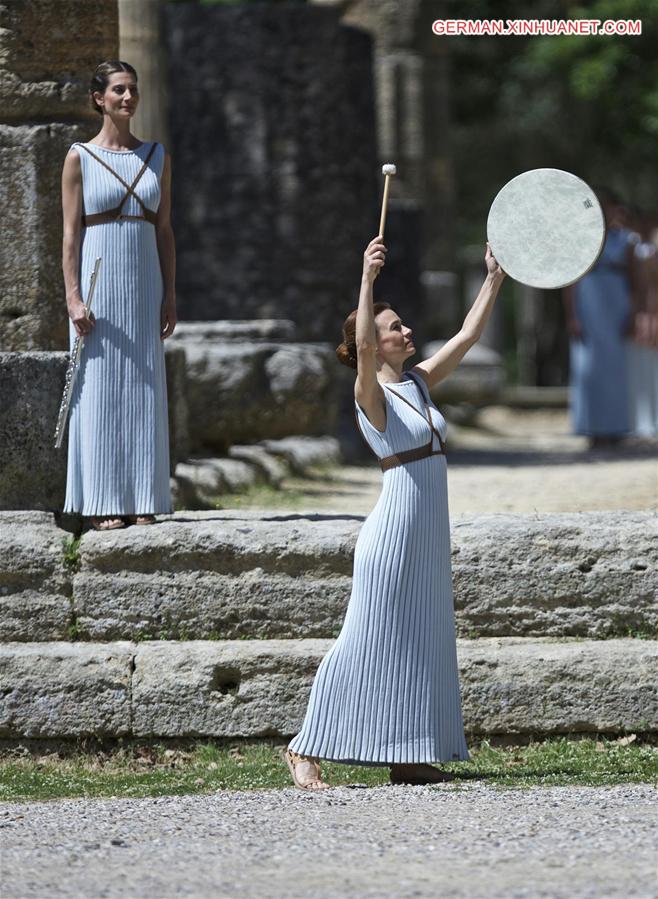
top-left (82, 208), bottom-right (158, 226)
top-left (379, 440), bottom-right (444, 471)
top-left (354, 370), bottom-right (446, 472)
top-left (79, 142), bottom-right (158, 227)
top-left (386, 371), bottom-right (447, 455)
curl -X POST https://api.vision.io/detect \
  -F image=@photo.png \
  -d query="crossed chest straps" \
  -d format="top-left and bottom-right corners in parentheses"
top-left (78, 142), bottom-right (158, 228)
top-left (356, 374), bottom-right (447, 472)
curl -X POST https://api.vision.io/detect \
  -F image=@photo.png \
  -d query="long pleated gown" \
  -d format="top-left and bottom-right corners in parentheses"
top-left (289, 370), bottom-right (470, 765)
top-left (63, 141), bottom-right (172, 516)
top-left (569, 227), bottom-right (633, 437)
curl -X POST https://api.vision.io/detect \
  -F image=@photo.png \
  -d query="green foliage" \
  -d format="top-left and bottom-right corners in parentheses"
top-left (61, 537), bottom-right (81, 574)
top-left (1, 735), bottom-right (655, 800)
top-left (447, 0), bottom-right (658, 244)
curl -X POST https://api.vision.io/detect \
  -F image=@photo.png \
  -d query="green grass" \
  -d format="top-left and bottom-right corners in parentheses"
top-left (1, 736), bottom-right (656, 802)
top-left (61, 536), bottom-right (82, 573)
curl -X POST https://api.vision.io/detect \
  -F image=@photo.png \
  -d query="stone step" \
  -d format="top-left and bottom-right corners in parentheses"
top-left (0, 638), bottom-right (655, 742)
top-left (1, 511), bottom-right (654, 643)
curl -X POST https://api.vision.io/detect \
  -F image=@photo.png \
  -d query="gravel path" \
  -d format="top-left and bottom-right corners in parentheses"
top-left (2, 782), bottom-right (655, 898)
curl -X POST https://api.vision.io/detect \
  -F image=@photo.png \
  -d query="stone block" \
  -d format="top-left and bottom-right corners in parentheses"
top-left (132, 639), bottom-right (328, 738)
top-left (0, 124), bottom-right (94, 351)
top-left (0, 642), bottom-right (133, 739)
top-left (63, 511), bottom-right (657, 643)
top-left (0, 352), bottom-right (68, 509)
top-left (0, 0), bottom-right (118, 121)
top-left (0, 512), bottom-right (72, 641)
top-left (259, 436), bottom-right (341, 474)
top-left (174, 457), bottom-right (260, 508)
top-left (170, 321), bottom-right (297, 343)
top-left (451, 513), bottom-right (657, 639)
top-left (228, 445), bottom-right (287, 487)
top-left (0, 637), bottom-right (654, 740)
top-left (164, 345), bottom-right (190, 466)
top-left (167, 336), bottom-right (339, 452)
top-left (459, 637), bottom-right (658, 736)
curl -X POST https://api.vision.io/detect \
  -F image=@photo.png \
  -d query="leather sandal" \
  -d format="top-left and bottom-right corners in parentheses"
top-left (284, 748), bottom-right (331, 791)
top-left (89, 516), bottom-right (126, 531)
top-left (125, 515), bottom-right (156, 526)
top-left (389, 763), bottom-right (457, 785)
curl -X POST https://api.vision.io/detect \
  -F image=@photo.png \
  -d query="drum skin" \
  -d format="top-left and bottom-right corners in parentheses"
top-left (487, 169), bottom-right (606, 289)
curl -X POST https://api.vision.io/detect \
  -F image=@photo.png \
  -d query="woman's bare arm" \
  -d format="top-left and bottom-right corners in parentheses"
top-left (156, 151), bottom-right (177, 339)
top-left (412, 244), bottom-right (505, 391)
top-left (354, 237), bottom-right (387, 431)
top-left (62, 148), bottom-right (94, 338)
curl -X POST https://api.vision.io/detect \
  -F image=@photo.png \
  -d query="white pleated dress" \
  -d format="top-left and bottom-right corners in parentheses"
top-left (63, 141), bottom-right (172, 516)
top-left (289, 370), bottom-right (470, 765)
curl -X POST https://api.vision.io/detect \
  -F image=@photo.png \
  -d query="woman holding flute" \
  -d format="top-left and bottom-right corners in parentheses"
top-left (61, 61), bottom-right (176, 529)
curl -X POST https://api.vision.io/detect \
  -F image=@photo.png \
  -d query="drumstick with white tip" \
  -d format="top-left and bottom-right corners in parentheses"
top-left (379, 163), bottom-right (396, 238)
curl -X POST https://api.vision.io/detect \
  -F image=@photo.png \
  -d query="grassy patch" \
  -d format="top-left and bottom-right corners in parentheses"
top-left (61, 536), bottom-right (82, 573)
top-left (1, 736), bottom-right (656, 802)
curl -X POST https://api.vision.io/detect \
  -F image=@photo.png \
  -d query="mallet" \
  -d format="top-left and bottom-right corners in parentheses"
top-left (378, 163), bottom-right (397, 238)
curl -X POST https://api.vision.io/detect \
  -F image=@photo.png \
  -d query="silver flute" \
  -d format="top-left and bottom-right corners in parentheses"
top-left (54, 257), bottom-right (102, 449)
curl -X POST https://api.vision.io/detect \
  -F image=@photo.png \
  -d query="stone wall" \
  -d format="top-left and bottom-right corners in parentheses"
top-left (1, 510), bottom-right (655, 741)
top-left (0, 0), bottom-right (119, 351)
top-left (163, 4), bottom-right (379, 341)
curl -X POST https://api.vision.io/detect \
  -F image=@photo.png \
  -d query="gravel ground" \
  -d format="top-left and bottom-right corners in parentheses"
top-left (2, 782), bottom-right (655, 899)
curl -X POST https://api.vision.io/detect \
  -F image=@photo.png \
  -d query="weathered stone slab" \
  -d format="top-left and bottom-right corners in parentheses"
top-left (228, 445), bottom-right (286, 486)
top-left (1, 638), bottom-right (654, 740)
top-left (174, 457), bottom-right (260, 508)
top-left (0, 353), bottom-right (68, 509)
top-left (4, 511), bottom-right (654, 642)
top-left (170, 321), bottom-right (297, 342)
top-left (0, 512), bottom-right (72, 641)
top-left (458, 637), bottom-right (658, 736)
top-left (0, 1), bottom-right (117, 121)
top-left (167, 338), bottom-right (339, 452)
top-left (0, 124), bottom-right (97, 351)
top-left (76, 570), bottom-right (350, 642)
top-left (0, 642), bottom-right (133, 739)
top-left (67, 511), bottom-right (656, 642)
top-left (72, 512), bottom-right (357, 640)
top-left (132, 639), bottom-right (328, 738)
top-left (126, 637), bottom-right (658, 739)
top-left (451, 513), bottom-right (657, 639)
top-left (259, 436), bottom-right (341, 474)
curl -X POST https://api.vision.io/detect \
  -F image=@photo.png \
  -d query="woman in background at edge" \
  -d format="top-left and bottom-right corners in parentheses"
top-left (564, 189), bottom-right (638, 448)
top-left (61, 61), bottom-right (176, 529)
top-left (285, 236), bottom-right (505, 789)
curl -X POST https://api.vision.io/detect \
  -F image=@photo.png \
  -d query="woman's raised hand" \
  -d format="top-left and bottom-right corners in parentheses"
top-left (485, 242), bottom-right (505, 278)
top-left (363, 237), bottom-right (387, 283)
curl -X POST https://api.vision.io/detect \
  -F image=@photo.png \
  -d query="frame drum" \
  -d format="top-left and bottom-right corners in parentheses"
top-left (487, 169), bottom-right (606, 289)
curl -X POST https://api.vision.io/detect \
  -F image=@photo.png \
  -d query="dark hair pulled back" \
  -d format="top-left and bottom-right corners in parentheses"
top-left (336, 302), bottom-right (391, 371)
top-left (89, 61), bottom-right (138, 115)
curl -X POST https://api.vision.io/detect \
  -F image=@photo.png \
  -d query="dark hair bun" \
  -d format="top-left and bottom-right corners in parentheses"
top-left (336, 341), bottom-right (357, 370)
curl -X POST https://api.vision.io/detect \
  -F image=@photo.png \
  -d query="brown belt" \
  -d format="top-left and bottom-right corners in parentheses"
top-left (82, 208), bottom-right (157, 227)
top-left (379, 440), bottom-right (444, 472)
